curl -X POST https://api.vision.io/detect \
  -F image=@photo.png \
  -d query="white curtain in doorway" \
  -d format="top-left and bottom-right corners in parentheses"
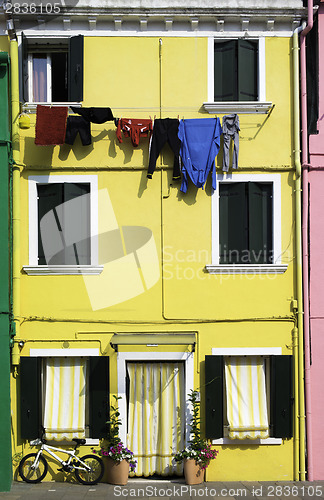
top-left (43, 357), bottom-right (87, 441)
top-left (127, 362), bottom-right (185, 477)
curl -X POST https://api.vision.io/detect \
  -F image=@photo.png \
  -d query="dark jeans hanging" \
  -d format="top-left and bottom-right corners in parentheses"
top-left (147, 118), bottom-right (181, 180)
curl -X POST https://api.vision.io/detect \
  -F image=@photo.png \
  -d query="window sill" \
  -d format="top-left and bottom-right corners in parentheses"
top-left (203, 101), bottom-right (273, 114)
top-left (212, 437), bottom-right (282, 445)
top-left (22, 102), bottom-right (81, 113)
top-left (23, 265), bottom-right (104, 276)
top-left (205, 264), bottom-right (288, 275)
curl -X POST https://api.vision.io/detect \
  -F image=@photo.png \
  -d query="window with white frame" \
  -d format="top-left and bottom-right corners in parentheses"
top-left (21, 34), bottom-right (84, 103)
top-left (205, 38), bottom-right (270, 113)
top-left (206, 174), bottom-right (287, 274)
top-left (205, 348), bottom-right (294, 444)
top-left (24, 175), bottom-right (101, 275)
top-left (20, 350), bottom-right (109, 443)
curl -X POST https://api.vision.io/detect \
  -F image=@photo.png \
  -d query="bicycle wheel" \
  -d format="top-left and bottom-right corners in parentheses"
top-left (74, 454), bottom-right (104, 485)
top-left (19, 453), bottom-right (48, 483)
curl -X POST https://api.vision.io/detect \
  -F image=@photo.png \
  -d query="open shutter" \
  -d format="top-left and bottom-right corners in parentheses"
top-left (205, 355), bottom-right (224, 439)
top-left (20, 357), bottom-right (41, 440)
top-left (68, 35), bottom-right (84, 102)
top-left (89, 356), bottom-right (109, 438)
top-left (219, 183), bottom-right (247, 264)
top-left (214, 41), bottom-right (236, 101)
top-left (238, 39), bottom-right (258, 101)
top-left (270, 355), bottom-right (293, 438)
top-left (21, 32), bottom-right (29, 102)
top-left (248, 183), bottom-right (273, 264)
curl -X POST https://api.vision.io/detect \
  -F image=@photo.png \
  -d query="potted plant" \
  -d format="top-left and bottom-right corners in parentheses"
top-left (173, 390), bottom-right (219, 485)
top-left (92, 396), bottom-right (137, 485)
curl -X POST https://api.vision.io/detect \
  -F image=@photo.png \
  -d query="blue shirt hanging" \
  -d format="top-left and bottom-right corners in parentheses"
top-left (178, 117), bottom-right (223, 193)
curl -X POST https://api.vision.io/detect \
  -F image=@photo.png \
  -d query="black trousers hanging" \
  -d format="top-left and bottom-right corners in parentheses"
top-left (147, 118), bottom-right (181, 180)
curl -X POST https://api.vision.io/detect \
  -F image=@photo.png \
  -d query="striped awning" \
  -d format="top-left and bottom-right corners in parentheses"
top-left (224, 356), bottom-right (269, 440)
top-left (43, 357), bottom-right (87, 441)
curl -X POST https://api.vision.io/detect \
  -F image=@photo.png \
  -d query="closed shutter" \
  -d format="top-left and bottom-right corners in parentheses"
top-left (37, 184), bottom-right (64, 265)
top-left (20, 357), bottom-right (41, 440)
top-left (89, 356), bottom-right (109, 438)
top-left (248, 183), bottom-right (273, 264)
top-left (205, 355), bottom-right (224, 439)
top-left (270, 355), bottom-right (293, 438)
top-left (238, 40), bottom-right (258, 101)
top-left (68, 35), bottom-right (84, 102)
top-left (214, 41), bottom-right (236, 101)
top-left (219, 183), bottom-right (247, 264)
top-left (21, 32), bottom-right (29, 102)
top-left (63, 183), bottom-right (90, 265)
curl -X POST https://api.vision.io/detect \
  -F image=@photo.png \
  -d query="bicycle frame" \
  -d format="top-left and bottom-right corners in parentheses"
top-left (31, 441), bottom-right (91, 472)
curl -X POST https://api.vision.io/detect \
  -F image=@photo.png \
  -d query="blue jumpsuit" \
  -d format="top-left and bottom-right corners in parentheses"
top-left (178, 118), bottom-right (223, 193)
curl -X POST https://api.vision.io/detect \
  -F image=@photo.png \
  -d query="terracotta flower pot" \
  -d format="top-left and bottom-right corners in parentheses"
top-left (183, 458), bottom-right (204, 485)
top-left (101, 457), bottom-right (130, 485)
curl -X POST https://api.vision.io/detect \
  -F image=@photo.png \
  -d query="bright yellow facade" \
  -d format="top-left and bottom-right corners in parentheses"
top-left (11, 23), bottom-right (302, 482)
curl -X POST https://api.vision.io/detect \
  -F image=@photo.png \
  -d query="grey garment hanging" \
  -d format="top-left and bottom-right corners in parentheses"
top-left (222, 114), bottom-right (240, 172)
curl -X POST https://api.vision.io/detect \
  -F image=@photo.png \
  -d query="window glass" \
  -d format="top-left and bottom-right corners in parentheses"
top-left (51, 52), bottom-right (68, 102)
top-left (32, 54), bottom-right (47, 102)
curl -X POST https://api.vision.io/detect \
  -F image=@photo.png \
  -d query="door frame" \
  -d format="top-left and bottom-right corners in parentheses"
top-left (117, 351), bottom-right (194, 444)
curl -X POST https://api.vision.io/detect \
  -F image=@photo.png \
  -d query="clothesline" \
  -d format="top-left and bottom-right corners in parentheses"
top-left (34, 105), bottom-right (241, 191)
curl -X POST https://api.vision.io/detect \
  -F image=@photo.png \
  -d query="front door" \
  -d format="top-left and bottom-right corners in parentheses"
top-left (126, 362), bottom-right (185, 477)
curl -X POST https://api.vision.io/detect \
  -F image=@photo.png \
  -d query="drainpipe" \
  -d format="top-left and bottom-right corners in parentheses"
top-left (7, 18), bottom-right (21, 372)
top-left (293, 25), bottom-right (307, 482)
top-left (300, 0), bottom-right (314, 482)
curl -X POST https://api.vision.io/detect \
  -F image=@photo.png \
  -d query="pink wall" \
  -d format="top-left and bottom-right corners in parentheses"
top-left (307, 1), bottom-right (324, 480)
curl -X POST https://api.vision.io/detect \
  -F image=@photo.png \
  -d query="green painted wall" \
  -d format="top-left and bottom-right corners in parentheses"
top-left (0, 52), bottom-right (12, 492)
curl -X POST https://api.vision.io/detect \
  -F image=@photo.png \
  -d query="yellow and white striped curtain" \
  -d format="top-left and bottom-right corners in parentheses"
top-left (224, 356), bottom-right (269, 440)
top-left (127, 362), bottom-right (185, 477)
top-left (43, 357), bottom-right (87, 441)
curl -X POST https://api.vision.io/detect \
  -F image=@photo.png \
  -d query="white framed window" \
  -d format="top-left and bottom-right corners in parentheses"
top-left (26, 348), bottom-right (101, 445)
top-left (207, 347), bottom-right (293, 446)
top-left (206, 173), bottom-right (288, 275)
top-left (23, 175), bottom-right (103, 275)
top-left (205, 37), bottom-right (272, 114)
top-left (21, 34), bottom-right (83, 105)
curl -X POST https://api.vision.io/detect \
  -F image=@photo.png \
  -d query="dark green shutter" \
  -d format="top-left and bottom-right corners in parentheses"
top-left (21, 32), bottom-right (29, 102)
top-left (20, 357), bottom-right (41, 440)
top-left (63, 183), bottom-right (90, 265)
top-left (37, 184), bottom-right (64, 265)
top-left (270, 355), bottom-right (293, 438)
top-left (214, 41), bottom-right (236, 101)
top-left (219, 183), bottom-right (247, 264)
top-left (205, 355), bottom-right (224, 439)
top-left (238, 40), bottom-right (258, 101)
top-left (248, 183), bottom-right (273, 264)
top-left (89, 356), bottom-right (109, 438)
top-left (68, 35), bottom-right (84, 102)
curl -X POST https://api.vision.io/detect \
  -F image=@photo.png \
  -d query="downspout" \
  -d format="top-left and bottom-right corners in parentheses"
top-left (300, 0), bottom-right (314, 481)
top-left (293, 25), bottom-right (306, 482)
top-left (8, 19), bottom-right (21, 373)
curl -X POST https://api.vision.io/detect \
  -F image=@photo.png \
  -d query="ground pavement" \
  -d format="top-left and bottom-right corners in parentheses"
top-left (1, 479), bottom-right (324, 500)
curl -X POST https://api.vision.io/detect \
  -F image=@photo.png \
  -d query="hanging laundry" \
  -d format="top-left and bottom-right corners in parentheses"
top-left (70, 106), bottom-right (115, 124)
top-left (35, 105), bottom-right (68, 146)
top-left (178, 117), bottom-right (222, 193)
top-left (222, 113), bottom-right (240, 172)
top-left (116, 118), bottom-right (153, 147)
top-left (147, 118), bottom-right (181, 180)
top-left (65, 115), bottom-right (91, 146)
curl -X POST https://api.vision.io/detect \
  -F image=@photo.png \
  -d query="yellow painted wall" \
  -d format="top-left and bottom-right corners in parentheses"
top-left (13, 34), bottom-right (297, 482)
